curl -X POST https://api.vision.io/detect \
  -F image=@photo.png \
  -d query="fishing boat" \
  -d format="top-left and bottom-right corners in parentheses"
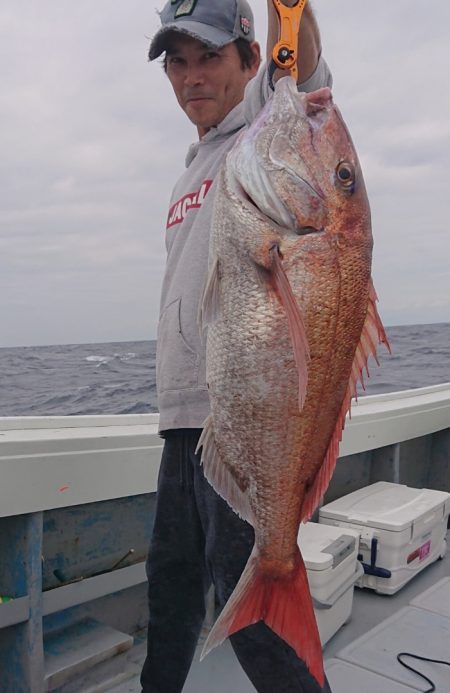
top-left (0, 382), bottom-right (449, 692)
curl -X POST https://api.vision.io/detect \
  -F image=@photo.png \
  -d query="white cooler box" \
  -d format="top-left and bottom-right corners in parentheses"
top-left (319, 481), bottom-right (450, 595)
top-left (298, 522), bottom-right (363, 646)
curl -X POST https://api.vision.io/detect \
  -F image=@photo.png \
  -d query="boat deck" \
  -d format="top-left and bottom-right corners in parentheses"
top-left (108, 531), bottom-right (450, 693)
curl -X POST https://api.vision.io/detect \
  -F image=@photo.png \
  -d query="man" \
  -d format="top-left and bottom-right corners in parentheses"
top-left (141, 2), bottom-right (333, 691)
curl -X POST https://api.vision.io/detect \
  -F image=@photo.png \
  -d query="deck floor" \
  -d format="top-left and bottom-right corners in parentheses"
top-left (108, 532), bottom-right (450, 692)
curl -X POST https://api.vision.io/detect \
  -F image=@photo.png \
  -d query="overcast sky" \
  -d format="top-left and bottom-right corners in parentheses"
top-left (1, 1), bottom-right (449, 347)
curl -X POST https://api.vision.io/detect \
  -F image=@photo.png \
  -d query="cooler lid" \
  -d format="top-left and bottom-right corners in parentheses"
top-left (319, 482), bottom-right (450, 532)
top-left (298, 521), bottom-right (359, 571)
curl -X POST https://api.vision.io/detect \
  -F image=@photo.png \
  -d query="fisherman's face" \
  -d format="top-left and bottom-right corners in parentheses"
top-left (165, 34), bottom-right (260, 138)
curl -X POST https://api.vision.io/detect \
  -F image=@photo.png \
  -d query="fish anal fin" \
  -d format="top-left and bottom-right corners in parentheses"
top-left (196, 416), bottom-right (253, 524)
top-left (301, 278), bottom-right (390, 521)
top-left (198, 256), bottom-right (221, 329)
top-left (201, 546), bottom-right (324, 688)
top-left (270, 248), bottom-right (310, 410)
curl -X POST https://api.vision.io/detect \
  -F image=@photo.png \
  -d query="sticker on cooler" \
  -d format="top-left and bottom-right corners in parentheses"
top-left (407, 540), bottom-right (431, 564)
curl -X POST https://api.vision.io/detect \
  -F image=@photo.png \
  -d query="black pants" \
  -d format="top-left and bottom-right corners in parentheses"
top-left (141, 429), bottom-right (332, 693)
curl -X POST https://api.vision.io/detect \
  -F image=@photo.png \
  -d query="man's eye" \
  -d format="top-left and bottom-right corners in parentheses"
top-left (204, 51), bottom-right (219, 60)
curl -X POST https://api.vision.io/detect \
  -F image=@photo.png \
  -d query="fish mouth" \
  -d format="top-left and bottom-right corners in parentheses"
top-left (296, 225), bottom-right (324, 236)
top-left (229, 106), bottom-right (327, 235)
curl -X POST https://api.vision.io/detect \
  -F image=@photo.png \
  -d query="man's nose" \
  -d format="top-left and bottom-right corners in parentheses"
top-left (184, 64), bottom-right (204, 87)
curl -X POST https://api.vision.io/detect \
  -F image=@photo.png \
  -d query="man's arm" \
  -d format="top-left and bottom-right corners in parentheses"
top-left (266, 0), bottom-right (321, 85)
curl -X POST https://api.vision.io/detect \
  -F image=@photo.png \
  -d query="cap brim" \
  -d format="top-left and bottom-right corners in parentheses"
top-left (148, 21), bottom-right (236, 60)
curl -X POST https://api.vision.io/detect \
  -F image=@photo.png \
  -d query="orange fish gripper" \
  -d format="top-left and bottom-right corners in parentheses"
top-left (269, 0), bottom-right (307, 88)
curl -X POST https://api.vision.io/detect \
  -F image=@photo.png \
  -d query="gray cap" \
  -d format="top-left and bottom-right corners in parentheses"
top-left (148, 0), bottom-right (255, 61)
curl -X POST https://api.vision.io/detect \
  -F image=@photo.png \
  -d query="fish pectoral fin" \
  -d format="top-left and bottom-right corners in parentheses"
top-left (198, 256), bottom-right (221, 329)
top-left (270, 247), bottom-right (309, 410)
top-left (301, 278), bottom-right (391, 521)
top-left (201, 546), bottom-right (324, 689)
top-left (196, 415), bottom-right (253, 524)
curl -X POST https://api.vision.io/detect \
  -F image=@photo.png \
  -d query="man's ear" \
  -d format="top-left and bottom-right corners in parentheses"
top-left (249, 41), bottom-right (262, 76)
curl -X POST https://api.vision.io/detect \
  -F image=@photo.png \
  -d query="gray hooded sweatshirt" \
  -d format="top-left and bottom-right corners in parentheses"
top-left (156, 59), bottom-right (332, 432)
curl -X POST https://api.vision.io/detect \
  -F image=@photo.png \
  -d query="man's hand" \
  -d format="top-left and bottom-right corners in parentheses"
top-left (266, 0), bottom-right (321, 85)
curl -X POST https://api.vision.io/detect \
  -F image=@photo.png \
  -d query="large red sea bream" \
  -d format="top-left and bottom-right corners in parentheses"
top-left (198, 76), bottom-right (390, 687)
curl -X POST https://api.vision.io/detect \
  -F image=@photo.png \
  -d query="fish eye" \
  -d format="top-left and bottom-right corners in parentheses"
top-left (336, 162), bottom-right (355, 189)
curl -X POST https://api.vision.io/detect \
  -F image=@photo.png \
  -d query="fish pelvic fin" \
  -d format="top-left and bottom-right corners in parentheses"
top-left (301, 278), bottom-right (391, 521)
top-left (198, 256), bottom-right (221, 330)
top-left (196, 415), bottom-right (254, 524)
top-left (270, 247), bottom-right (310, 410)
top-left (201, 545), bottom-right (324, 689)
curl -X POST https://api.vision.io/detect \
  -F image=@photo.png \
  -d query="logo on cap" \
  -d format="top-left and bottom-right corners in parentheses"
top-left (174, 0), bottom-right (197, 18)
top-left (240, 15), bottom-right (251, 36)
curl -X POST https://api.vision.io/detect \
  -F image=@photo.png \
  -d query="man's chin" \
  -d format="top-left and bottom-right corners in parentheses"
top-left (185, 105), bottom-right (216, 128)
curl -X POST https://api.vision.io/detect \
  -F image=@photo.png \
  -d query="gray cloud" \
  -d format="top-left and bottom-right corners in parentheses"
top-left (1, 0), bottom-right (449, 346)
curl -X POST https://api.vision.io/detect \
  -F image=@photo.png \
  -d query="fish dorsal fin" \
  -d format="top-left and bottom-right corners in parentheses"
top-left (196, 415), bottom-right (254, 524)
top-left (301, 279), bottom-right (391, 521)
top-left (198, 256), bottom-right (221, 330)
top-left (270, 248), bottom-right (310, 410)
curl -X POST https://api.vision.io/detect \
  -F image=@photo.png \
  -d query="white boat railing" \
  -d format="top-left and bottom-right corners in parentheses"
top-left (0, 383), bottom-right (449, 518)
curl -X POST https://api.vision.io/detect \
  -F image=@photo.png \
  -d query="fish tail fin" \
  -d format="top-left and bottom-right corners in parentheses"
top-left (201, 546), bottom-right (324, 688)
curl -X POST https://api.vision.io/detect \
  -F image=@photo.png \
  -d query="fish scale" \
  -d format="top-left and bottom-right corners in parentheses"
top-left (197, 77), bottom-right (389, 687)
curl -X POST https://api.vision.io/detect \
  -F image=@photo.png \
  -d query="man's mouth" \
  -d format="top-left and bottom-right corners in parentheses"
top-left (186, 95), bottom-right (212, 103)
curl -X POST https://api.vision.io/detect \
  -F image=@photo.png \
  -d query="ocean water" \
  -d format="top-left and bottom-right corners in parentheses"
top-left (0, 323), bottom-right (449, 417)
